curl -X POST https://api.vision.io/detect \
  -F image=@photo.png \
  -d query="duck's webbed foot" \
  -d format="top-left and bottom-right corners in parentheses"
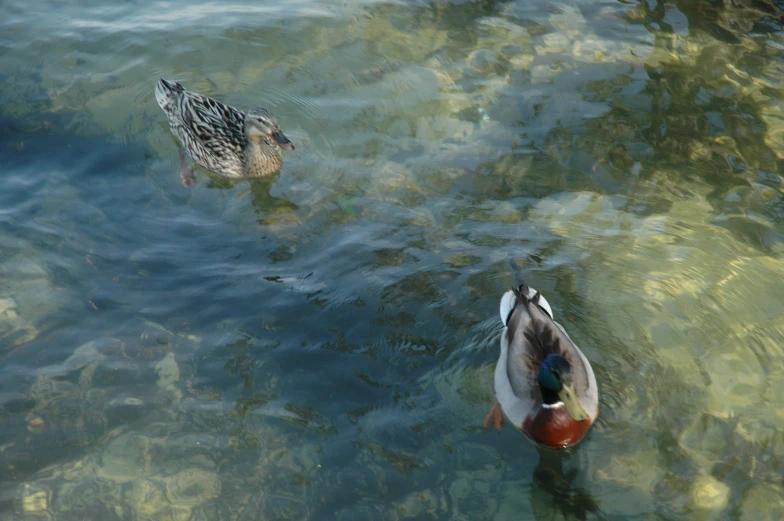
top-left (179, 150), bottom-right (196, 187)
top-left (483, 400), bottom-right (503, 430)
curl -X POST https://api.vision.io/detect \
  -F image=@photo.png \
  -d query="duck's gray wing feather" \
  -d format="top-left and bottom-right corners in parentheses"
top-left (505, 300), bottom-right (542, 403)
top-left (523, 291), bottom-right (598, 415)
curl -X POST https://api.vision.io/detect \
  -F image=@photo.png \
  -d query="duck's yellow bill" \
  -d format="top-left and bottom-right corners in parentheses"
top-left (559, 383), bottom-right (588, 422)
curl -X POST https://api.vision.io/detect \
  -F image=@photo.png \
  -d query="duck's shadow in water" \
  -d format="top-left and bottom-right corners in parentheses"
top-left (199, 170), bottom-right (299, 223)
top-left (530, 450), bottom-right (605, 521)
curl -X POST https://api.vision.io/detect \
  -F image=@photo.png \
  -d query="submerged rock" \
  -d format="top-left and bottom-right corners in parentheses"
top-left (20, 482), bottom-right (51, 517)
top-left (739, 482), bottom-right (784, 520)
top-left (595, 450), bottom-right (663, 500)
top-left (55, 477), bottom-right (120, 515)
top-left (0, 297), bottom-right (38, 349)
top-left (449, 475), bottom-right (497, 519)
top-left (466, 49), bottom-right (508, 76)
top-left (679, 413), bottom-right (733, 470)
top-left (689, 474), bottom-right (730, 513)
top-left (105, 396), bottom-right (147, 427)
top-left (433, 363), bottom-right (494, 423)
top-left (25, 413), bottom-right (46, 434)
top-left (155, 352), bottom-right (181, 390)
top-left (703, 346), bottom-right (765, 419)
top-left (123, 468), bottom-right (220, 521)
top-left (0, 250), bottom-right (76, 350)
top-left (162, 467), bottom-right (221, 506)
top-left (29, 377), bottom-right (77, 406)
top-left (98, 431), bottom-right (156, 483)
top-left (157, 432), bottom-right (227, 471)
top-left (38, 338), bottom-right (124, 390)
top-left (394, 488), bottom-right (447, 519)
top-left (126, 478), bottom-right (174, 521)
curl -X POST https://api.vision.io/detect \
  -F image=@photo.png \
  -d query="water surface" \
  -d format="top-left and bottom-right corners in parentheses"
top-left (3, 0), bottom-right (784, 519)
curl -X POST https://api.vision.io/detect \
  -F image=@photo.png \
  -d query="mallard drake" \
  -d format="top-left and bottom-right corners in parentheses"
top-left (155, 79), bottom-right (294, 185)
top-left (484, 284), bottom-right (599, 449)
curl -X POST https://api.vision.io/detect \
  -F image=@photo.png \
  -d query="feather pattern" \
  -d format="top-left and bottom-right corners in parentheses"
top-left (155, 79), bottom-right (291, 178)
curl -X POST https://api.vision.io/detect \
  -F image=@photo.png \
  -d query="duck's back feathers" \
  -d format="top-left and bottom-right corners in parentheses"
top-left (155, 78), bottom-right (248, 176)
top-left (512, 286), bottom-right (575, 370)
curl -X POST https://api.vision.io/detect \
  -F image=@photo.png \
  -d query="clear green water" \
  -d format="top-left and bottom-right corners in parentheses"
top-left (3, 0), bottom-right (784, 519)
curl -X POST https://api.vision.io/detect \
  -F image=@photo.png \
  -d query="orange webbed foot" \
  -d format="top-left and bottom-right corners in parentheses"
top-left (180, 169), bottom-right (196, 188)
top-left (178, 151), bottom-right (196, 188)
top-left (483, 401), bottom-right (503, 430)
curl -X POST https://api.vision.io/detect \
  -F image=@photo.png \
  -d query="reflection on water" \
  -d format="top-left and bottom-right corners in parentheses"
top-left (3, 0), bottom-right (784, 519)
top-left (531, 453), bottom-right (602, 521)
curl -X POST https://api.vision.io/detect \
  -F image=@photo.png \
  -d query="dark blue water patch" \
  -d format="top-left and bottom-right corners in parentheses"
top-left (752, 15), bottom-right (784, 34)
top-left (0, 70), bottom-right (51, 115)
top-left (0, 130), bottom-right (149, 253)
top-left (0, 416), bottom-right (90, 481)
top-left (1, 132), bottom-right (285, 324)
top-left (0, 128), bottom-right (144, 182)
top-left (0, 132), bottom-right (500, 392)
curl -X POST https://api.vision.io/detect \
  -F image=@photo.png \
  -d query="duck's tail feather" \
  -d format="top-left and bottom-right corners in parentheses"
top-left (498, 282), bottom-right (554, 325)
top-left (499, 289), bottom-right (517, 326)
top-left (519, 283), bottom-right (554, 320)
top-left (155, 78), bottom-right (184, 113)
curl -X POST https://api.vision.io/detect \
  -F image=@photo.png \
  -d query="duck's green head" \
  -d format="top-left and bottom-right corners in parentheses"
top-left (538, 354), bottom-right (588, 422)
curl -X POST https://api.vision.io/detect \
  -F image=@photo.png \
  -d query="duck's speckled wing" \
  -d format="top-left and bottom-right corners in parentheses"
top-left (180, 91), bottom-right (245, 156)
top-left (155, 79), bottom-right (246, 176)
